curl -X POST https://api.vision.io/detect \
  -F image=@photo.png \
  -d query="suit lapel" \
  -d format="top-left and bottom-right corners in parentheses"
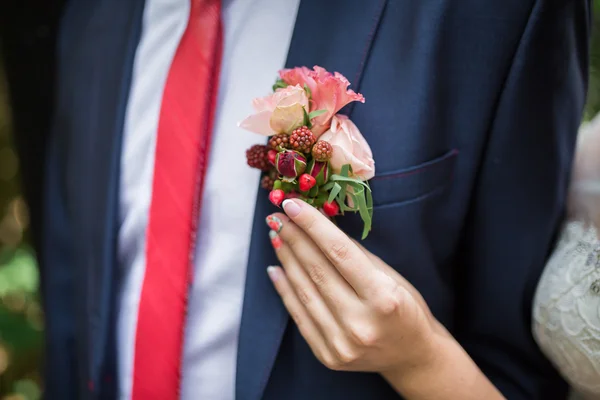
top-left (60, 0), bottom-right (146, 388)
top-left (236, 1), bottom-right (387, 399)
top-left (87, 1), bottom-right (145, 388)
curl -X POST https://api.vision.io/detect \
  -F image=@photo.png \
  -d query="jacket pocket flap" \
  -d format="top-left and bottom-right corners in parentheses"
top-left (369, 149), bottom-right (458, 207)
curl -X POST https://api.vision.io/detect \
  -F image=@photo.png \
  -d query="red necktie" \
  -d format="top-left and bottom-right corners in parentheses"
top-left (132, 1), bottom-right (222, 398)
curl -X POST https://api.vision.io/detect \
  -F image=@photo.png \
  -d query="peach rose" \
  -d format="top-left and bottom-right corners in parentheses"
top-left (239, 84), bottom-right (309, 136)
top-left (279, 66), bottom-right (365, 135)
top-left (319, 115), bottom-right (375, 180)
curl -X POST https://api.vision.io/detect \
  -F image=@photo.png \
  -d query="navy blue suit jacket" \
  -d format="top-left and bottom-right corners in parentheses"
top-left (1, 0), bottom-right (592, 399)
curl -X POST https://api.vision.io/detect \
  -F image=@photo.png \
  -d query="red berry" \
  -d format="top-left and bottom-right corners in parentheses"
top-left (322, 201), bottom-right (339, 217)
top-left (268, 133), bottom-right (291, 150)
top-left (267, 149), bottom-right (277, 165)
top-left (298, 173), bottom-right (316, 192)
top-left (312, 140), bottom-right (333, 162)
top-left (261, 175), bottom-right (275, 190)
top-left (289, 126), bottom-right (316, 153)
top-left (269, 189), bottom-right (285, 207)
top-left (246, 145), bottom-right (270, 171)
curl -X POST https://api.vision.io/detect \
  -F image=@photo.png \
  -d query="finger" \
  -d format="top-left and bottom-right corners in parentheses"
top-left (270, 229), bottom-right (342, 341)
top-left (267, 266), bottom-right (329, 358)
top-left (267, 213), bottom-right (358, 312)
top-left (281, 199), bottom-right (379, 298)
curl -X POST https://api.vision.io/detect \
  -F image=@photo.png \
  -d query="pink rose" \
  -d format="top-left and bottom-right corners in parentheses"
top-left (279, 66), bottom-right (365, 135)
top-left (239, 85), bottom-right (309, 136)
top-left (319, 115), bottom-right (375, 180)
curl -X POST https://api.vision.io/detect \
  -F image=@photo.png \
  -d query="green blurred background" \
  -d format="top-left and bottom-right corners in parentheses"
top-left (0, 7), bottom-right (599, 400)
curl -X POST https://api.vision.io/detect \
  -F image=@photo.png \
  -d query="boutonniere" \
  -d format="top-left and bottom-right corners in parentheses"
top-left (239, 66), bottom-right (375, 238)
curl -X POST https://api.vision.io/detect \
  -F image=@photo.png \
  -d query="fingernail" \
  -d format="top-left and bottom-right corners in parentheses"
top-left (269, 230), bottom-right (282, 249)
top-left (282, 199), bottom-right (301, 218)
top-left (266, 215), bottom-right (283, 232)
top-left (267, 266), bottom-right (280, 281)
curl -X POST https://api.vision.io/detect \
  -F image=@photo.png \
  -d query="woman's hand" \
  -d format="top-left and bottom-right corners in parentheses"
top-left (265, 198), bottom-right (441, 376)
top-left (265, 199), bottom-right (505, 399)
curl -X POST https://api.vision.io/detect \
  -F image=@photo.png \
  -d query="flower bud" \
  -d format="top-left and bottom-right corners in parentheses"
top-left (307, 160), bottom-right (330, 186)
top-left (275, 150), bottom-right (307, 178)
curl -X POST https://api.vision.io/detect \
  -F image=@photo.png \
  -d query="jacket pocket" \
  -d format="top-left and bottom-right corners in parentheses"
top-left (369, 149), bottom-right (458, 208)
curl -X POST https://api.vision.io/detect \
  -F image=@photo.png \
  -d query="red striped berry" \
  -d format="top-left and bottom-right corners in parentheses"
top-left (298, 174), bottom-right (316, 192)
top-left (322, 201), bottom-right (339, 217)
top-left (269, 189), bottom-right (285, 207)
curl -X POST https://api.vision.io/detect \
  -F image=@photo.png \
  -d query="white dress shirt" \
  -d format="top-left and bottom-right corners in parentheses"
top-left (116, 0), bottom-right (300, 398)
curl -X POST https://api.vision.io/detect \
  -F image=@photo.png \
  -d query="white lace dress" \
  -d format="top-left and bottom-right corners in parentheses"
top-left (533, 221), bottom-right (600, 400)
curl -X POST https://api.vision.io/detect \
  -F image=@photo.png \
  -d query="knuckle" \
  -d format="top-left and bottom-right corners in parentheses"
top-left (303, 215), bottom-right (317, 232)
top-left (348, 323), bottom-right (379, 347)
top-left (306, 263), bottom-right (327, 287)
top-left (296, 287), bottom-right (312, 306)
top-left (373, 287), bottom-right (403, 316)
top-left (329, 242), bottom-right (351, 264)
top-left (283, 232), bottom-right (299, 248)
top-left (331, 337), bottom-right (357, 366)
top-left (321, 352), bottom-right (342, 371)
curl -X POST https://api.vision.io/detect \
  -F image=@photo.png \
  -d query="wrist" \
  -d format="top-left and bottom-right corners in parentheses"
top-left (382, 313), bottom-right (451, 380)
top-left (381, 329), bottom-right (445, 392)
top-left (381, 330), bottom-right (504, 400)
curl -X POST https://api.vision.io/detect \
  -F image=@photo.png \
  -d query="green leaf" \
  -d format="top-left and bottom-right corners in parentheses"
top-left (273, 180), bottom-right (282, 190)
top-left (328, 182), bottom-right (342, 204)
top-left (308, 109), bottom-right (327, 119)
top-left (345, 184), bottom-right (362, 213)
top-left (308, 185), bottom-right (319, 198)
top-left (272, 78), bottom-right (288, 92)
top-left (303, 83), bottom-right (312, 99)
top-left (355, 189), bottom-right (372, 239)
top-left (313, 191), bottom-right (329, 208)
top-left (302, 107), bottom-right (313, 129)
top-left (329, 174), bottom-right (367, 187)
top-left (338, 182), bottom-right (351, 212)
top-left (365, 182), bottom-right (373, 219)
top-left (341, 164), bottom-right (351, 178)
top-left (321, 181), bottom-right (335, 191)
top-left (326, 164), bottom-right (374, 238)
